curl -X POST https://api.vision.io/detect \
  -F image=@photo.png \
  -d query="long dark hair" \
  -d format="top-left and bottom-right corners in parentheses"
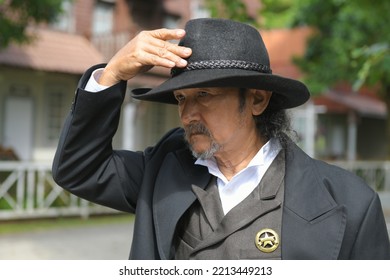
top-left (239, 88), bottom-right (293, 149)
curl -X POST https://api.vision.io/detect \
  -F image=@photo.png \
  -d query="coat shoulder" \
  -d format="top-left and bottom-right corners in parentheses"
top-left (143, 127), bottom-right (187, 159)
top-left (313, 157), bottom-right (375, 198)
top-left (288, 142), bottom-right (375, 198)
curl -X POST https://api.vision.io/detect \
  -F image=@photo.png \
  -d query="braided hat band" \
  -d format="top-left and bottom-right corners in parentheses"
top-left (171, 60), bottom-right (272, 77)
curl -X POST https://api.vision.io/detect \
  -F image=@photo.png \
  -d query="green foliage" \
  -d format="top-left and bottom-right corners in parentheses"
top-left (261, 0), bottom-right (390, 96)
top-left (260, 0), bottom-right (296, 29)
top-left (205, 0), bottom-right (256, 25)
top-left (352, 43), bottom-right (390, 91)
top-left (0, 0), bottom-right (65, 48)
top-left (260, 0), bottom-right (390, 157)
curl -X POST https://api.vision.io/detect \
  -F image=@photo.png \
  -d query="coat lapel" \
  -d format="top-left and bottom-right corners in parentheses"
top-left (282, 143), bottom-right (347, 259)
top-left (191, 179), bottom-right (224, 231)
top-left (153, 149), bottom-right (210, 259)
top-left (191, 150), bottom-right (285, 254)
top-left (152, 142), bottom-right (347, 259)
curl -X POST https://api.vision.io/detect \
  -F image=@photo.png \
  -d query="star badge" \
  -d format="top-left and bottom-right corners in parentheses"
top-left (255, 228), bottom-right (280, 253)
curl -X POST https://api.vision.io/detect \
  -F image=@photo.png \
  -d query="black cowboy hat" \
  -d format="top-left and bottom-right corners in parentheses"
top-left (132, 18), bottom-right (310, 109)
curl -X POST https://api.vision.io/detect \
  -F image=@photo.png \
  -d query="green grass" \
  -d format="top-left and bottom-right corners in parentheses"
top-left (0, 214), bottom-right (134, 235)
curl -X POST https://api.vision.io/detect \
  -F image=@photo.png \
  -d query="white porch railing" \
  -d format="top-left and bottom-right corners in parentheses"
top-left (331, 161), bottom-right (390, 217)
top-left (331, 160), bottom-right (390, 192)
top-left (1, 160), bottom-right (390, 221)
top-left (0, 161), bottom-right (118, 220)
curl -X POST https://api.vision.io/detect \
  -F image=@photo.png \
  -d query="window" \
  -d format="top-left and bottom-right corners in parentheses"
top-left (149, 103), bottom-right (166, 143)
top-left (163, 15), bottom-right (180, 29)
top-left (92, 0), bottom-right (115, 35)
top-left (46, 88), bottom-right (67, 145)
top-left (190, 0), bottom-right (210, 19)
top-left (51, 0), bottom-right (74, 33)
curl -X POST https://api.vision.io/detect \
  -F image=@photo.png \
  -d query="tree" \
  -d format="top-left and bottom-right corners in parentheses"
top-left (260, 0), bottom-right (390, 157)
top-left (204, 0), bottom-right (255, 25)
top-left (258, 0), bottom-right (295, 29)
top-left (0, 0), bottom-right (64, 49)
top-left (206, 0), bottom-right (390, 157)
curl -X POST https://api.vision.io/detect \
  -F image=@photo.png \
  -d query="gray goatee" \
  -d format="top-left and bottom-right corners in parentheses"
top-left (184, 122), bottom-right (221, 160)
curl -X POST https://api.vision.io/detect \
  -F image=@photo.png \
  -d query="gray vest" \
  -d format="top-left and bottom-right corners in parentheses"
top-left (174, 150), bottom-right (285, 259)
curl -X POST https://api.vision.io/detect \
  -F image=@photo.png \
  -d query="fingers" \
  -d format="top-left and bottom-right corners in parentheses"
top-left (148, 28), bottom-right (186, 41)
top-left (142, 42), bottom-right (190, 68)
top-left (140, 28), bottom-right (192, 68)
top-left (99, 28), bottom-right (192, 86)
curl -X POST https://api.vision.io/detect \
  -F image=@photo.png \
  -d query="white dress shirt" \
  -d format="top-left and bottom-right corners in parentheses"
top-left (84, 69), bottom-right (108, 92)
top-left (196, 138), bottom-right (282, 215)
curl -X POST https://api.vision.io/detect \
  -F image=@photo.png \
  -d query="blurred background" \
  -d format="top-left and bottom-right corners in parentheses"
top-left (0, 0), bottom-right (389, 259)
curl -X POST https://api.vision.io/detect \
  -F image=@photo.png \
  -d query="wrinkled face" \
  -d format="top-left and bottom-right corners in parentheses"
top-left (174, 87), bottom-right (262, 159)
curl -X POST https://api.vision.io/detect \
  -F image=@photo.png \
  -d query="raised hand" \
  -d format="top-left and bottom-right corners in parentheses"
top-left (99, 28), bottom-right (192, 86)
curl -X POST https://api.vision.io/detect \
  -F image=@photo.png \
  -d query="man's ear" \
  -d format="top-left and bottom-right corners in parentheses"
top-left (250, 89), bottom-right (272, 116)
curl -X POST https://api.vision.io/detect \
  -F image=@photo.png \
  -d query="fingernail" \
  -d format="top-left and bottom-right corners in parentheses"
top-left (180, 59), bottom-right (187, 66)
top-left (183, 48), bottom-right (192, 55)
top-left (176, 29), bottom-right (185, 36)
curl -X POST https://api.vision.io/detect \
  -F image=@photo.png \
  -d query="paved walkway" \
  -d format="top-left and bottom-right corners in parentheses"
top-left (0, 208), bottom-right (389, 260)
top-left (0, 220), bottom-right (134, 260)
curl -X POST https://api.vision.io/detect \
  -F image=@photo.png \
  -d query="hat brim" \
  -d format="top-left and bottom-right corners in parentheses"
top-left (132, 68), bottom-right (310, 109)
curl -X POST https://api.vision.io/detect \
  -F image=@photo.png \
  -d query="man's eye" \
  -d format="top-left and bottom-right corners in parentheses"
top-left (198, 91), bottom-right (209, 97)
top-left (175, 94), bottom-right (185, 102)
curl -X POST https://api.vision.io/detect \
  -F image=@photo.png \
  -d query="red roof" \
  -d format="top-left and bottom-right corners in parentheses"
top-left (314, 90), bottom-right (387, 117)
top-left (261, 27), bottom-right (312, 79)
top-left (0, 28), bottom-right (104, 74)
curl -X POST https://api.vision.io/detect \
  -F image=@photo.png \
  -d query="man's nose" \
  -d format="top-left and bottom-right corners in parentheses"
top-left (180, 99), bottom-right (201, 125)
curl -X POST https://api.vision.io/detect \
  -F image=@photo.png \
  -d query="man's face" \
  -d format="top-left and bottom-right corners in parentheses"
top-left (173, 87), bottom-right (260, 159)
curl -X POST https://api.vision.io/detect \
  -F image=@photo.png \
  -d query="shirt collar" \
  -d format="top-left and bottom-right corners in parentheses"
top-left (195, 137), bottom-right (281, 182)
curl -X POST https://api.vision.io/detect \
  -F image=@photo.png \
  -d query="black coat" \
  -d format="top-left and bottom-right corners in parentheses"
top-left (52, 65), bottom-right (390, 259)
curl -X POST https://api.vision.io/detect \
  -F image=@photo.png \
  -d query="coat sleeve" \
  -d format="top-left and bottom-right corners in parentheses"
top-left (350, 193), bottom-right (390, 259)
top-left (52, 65), bottom-right (144, 213)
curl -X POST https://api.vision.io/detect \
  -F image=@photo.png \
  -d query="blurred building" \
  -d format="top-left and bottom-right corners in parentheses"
top-left (0, 0), bottom-right (387, 163)
top-left (0, 28), bottom-right (103, 161)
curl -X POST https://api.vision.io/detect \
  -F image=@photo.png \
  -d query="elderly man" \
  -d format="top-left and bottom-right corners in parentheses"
top-left (52, 18), bottom-right (390, 259)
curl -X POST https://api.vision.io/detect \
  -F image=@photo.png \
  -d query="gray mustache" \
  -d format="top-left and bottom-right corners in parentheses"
top-left (184, 123), bottom-right (211, 138)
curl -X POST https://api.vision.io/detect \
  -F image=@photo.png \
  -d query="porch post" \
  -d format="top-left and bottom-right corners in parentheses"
top-left (123, 102), bottom-right (137, 150)
top-left (347, 111), bottom-right (357, 161)
top-left (305, 101), bottom-right (316, 157)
